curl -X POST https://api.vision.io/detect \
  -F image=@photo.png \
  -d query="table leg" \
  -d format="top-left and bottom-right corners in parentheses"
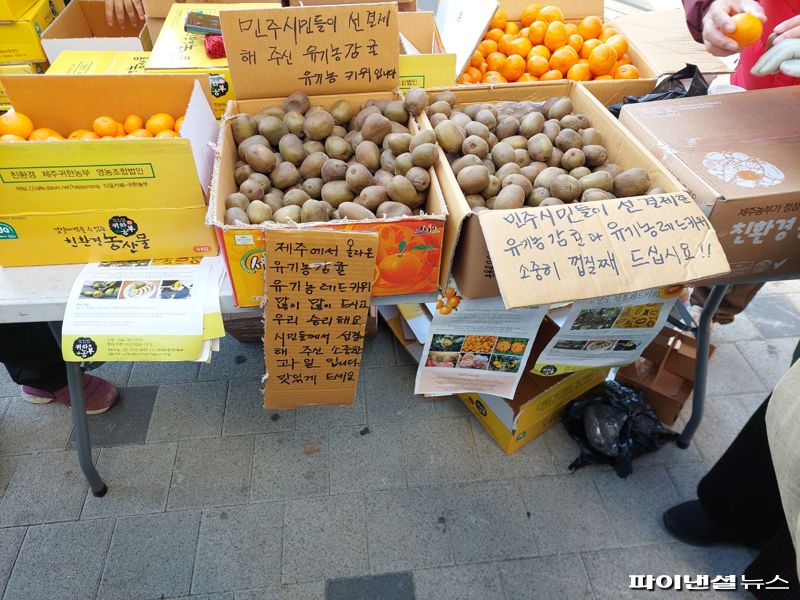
top-left (47, 322), bottom-right (107, 497)
top-left (678, 284), bottom-right (729, 449)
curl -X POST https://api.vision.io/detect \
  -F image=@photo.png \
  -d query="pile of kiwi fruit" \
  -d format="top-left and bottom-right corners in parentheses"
top-left (224, 88), bottom-right (440, 226)
top-left (425, 93), bottom-right (660, 209)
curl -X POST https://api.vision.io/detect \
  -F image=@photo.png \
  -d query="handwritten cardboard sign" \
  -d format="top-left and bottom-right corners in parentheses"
top-left (263, 228), bottom-right (378, 409)
top-left (479, 193), bottom-right (731, 309)
top-left (220, 3), bottom-right (399, 100)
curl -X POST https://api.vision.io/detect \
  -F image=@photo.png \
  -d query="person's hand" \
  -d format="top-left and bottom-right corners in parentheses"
top-left (701, 0), bottom-right (766, 56)
top-left (772, 14), bottom-right (800, 45)
top-left (105, 0), bottom-right (144, 27)
top-left (751, 38), bottom-right (800, 77)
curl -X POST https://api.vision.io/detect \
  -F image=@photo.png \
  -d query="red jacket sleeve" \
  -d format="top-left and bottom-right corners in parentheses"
top-left (682, 0), bottom-right (714, 43)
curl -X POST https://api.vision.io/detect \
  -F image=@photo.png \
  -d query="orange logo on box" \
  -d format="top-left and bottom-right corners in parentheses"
top-left (193, 245), bottom-right (212, 252)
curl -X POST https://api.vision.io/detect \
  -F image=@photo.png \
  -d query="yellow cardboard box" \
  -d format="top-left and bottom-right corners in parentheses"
top-left (147, 3), bottom-right (278, 118)
top-left (0, 0), bottom-right (37, 22)
top-left (47, 50), bottom-right (151, 74)
top-left (0, 73), bottom-right (219, 266)
top-left (0, 61), bottom-right (45, 105)
top-left (0, 0), bottom-right (66, 64)
top-left (398, 11), bottom-right (456, 91)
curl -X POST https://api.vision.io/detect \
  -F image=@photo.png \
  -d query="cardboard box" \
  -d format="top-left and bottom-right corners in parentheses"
top-left (398, 11), bottom-right (456, 91)
top-left (463, 0), bottom-right (658, 102)
top-left (146, 16), bottom-right (164, 40)
top-left (286, 0), bottom-right (417, 10)
top-left (0, 0), bottom-right (66, 64)
top-left (0, 73), bottom-right (219, 266)
top-left (616, 328), bottom-right (716, 425)
top-left (146, 3), bottom-right (278, 117)
top-left (0, 0), bottom-right (37, 22)
top-left (41, 0), bottom-right (151, 64)
top-left (620, 88), bottom-right (800, 284)
top-left (461, 318), bottom-right (609, 454)
top-left (144, 0), bottom-right (279, 18)
top-left (47, 49), bottom-right (150, 74)
top-left (425, 81), bottom-right (686, 301)
top-left (0, 61), bottom-right (45, 106)
top-left (211, 2), bottom-right (448, 308)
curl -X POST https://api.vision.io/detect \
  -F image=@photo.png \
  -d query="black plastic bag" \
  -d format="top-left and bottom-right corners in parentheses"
top-left (607, 64), bottom-right (710, 118)
top-left (562, 381), bottom-right (678, 478)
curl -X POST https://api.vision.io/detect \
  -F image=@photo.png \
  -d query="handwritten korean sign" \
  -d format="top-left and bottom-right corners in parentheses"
top-left (264, 228), bottom-right (378, 409)
top-left (479, 193), bottom-right (731, 309)
top-left (219, 3), bottom-right (399, 100)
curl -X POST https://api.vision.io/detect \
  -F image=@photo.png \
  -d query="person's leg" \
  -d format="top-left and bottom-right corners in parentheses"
top-left (0, 322), bottom-right (67, 391)
top-left (690, 283), bottom-right (765, 324)
top-left (743, 522), bottom-right (799, 599)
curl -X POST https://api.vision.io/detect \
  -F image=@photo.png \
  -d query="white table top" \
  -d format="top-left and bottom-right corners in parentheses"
top-left (0, 256), bottom-right (245, 323)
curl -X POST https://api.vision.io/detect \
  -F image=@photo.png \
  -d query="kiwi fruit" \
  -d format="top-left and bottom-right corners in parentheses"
top-left (234, 164), bottom-right (254, 186)
top-left (406, 166), bottom-right (431, 193)
top-left (435, 120), bottom-right (466, 154)
top-left (283, 111), bottom-right (305, 137)
top-left (356, 185), bottom-right (389, 211)
top-left (231, 115), bottom-right (256, 145)
top-left (547, 97), bottom-right (573, 120)
top-left (548, 148), bottom-right (564, 169)
top-left (321, 159), bottom-right (348, 182)
top-left (451, 154), bottom-right (483, 176)
top-left (495, 162), bottom-right (521, 183)
top-left (482, 175), bottom-right (502, 199)
top-left (540, 197), bottom-right (565, 206)
top-left (411, 143), bottom-right (438, 169)
top-left (353, 105), bottom-right (381, 130)
top-left (521, 162), bottom-right (548, 183)
top-left (248, 172), bottom-right (271, 193)
top-left (528, 187), bottom-right (550, 207)
top-left (238, 135), bottom-right (268, 160)
top-left (475, 109), bottom-right (497, 130)
top-left (300, 199), bottom-right (330, 223)
top-left (353, 140), bottom-right (381, 172)
top-left (527, 134), bottom-right (553, 162)
top-left (338, 201), bottom-right (376, 220)
top-left (495, 116), bottom-right (520, 140)
top-left (246, 200), bottom-right (273, 224)
top-left (373, 169), bottom-right (394, 188)
top-left (579, 171), bottom-right (614, 193)
top-left (278, 134), bottom-right (305, 166)
top-left (257, 116), bottom-right (288, 146)
top-left (387, 175), bottom-right (420, 208)
top-left (534, 166), bottom-right (566, 190)
top-left (273, 205), bottom-right (302, 224)
top-left (465, 194), bottom-right (486, 208)
top-left (299, 152), bottom-right (328, 180)
top-left (581, 128), bottom-right (602, 146)
top-left (377, 201), bottom-right (413, 218)
top-left (583, 145), bottom-right (609, 168)
top-left (361, 113), bottom-right (393, 145)
top-left (503, 173), bottom-right (533, 197)
top-left (613, 168), bottom-right (652, 197)
top-left (514, 149), bottom-right (531, 168)
top-left (581, 188), bottom-right (616, 203)
top-left (409, 130), bottom-right (437, 151)
top-left (239, 179), bottom-right (264, 201)
top-left (542, 120), bottom-right (561, 143)
top-left (404, 88), bottom-right (429, 117)
top-left (491, 142), bottom-right (516, 168)
top-left (433, 90), bottom-right (457, 106)
top-left (462, 135), bottom-right (489, 159)
top-left (380, 149), bottom-right (397, 174)
top-left (427, 100), bottom-right (452, 117)
top-left (330, 99), bottom-right (355, 125)
top-left (282, 188), bottom-right (311, 207)
top-left (495, 184), bottom-right (526, 210)
top-left (550, 174), bottom-right (581, 202)
top-left (270, 162), bottom-right (300, 189)
top-left (226, 192), bottom-right (249, 211)
top-left (301, 177), bottom-right (323, 199)
top-left (393, 152), bottom-right (414, 176)
top-left (457, 165), bottom-right (490, 194)
top-left (321, 180), bottom-right (355, 207)
top-left (519, 112), bottom-right (545, 138)
top-left (569, 166), bottom-right (592, 180)
top-left (385, 133), bottom-right (412, 156)
top-left (560, 148), bottom-right (585, 171)
top-left (465, 121), bottom-right (491, 140)
top-left (593, 163), bottom-right (624, 178)
top-left (555, 129), bottom-right (583, 151)
top-left (224, 207), bottom-right (249, 225)
top-left (346, 163), bottom-right (374, 194)
top-left (324, 136), bottom-right (353, 162)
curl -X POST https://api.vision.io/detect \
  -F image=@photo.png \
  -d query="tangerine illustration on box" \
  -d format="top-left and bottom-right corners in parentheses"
top-left (220, 218), bottom-right (444, 307)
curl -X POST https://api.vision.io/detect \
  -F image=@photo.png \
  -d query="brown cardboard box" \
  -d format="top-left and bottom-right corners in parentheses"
top-left (286, 0), bottom-right (417, 10)
top-left (616, 328), bottom-right (716, 425)
top-left (41, 0), bottom-right (151, 64)
top-left (620, 88), bottom-right (800, 284)
top-left (142, 0), bottom-right (267, 18)
top-left (422, 81), bottom-right (691, 302)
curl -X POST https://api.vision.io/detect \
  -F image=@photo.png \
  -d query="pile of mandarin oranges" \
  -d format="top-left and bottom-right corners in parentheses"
top-left (0, 110), bottom-right (185, 142)
top-left (459, 4), bottom-right (640, 84)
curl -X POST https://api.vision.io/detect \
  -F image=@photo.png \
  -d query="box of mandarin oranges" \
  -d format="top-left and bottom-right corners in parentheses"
top-left (461, 0), bottom-right (658, 105)
top-left (209, 2), bottom-right (448, 308)
top-left (0, 73), bottom-right (219, 266)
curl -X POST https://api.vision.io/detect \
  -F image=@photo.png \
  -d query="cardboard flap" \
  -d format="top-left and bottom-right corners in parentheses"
top-left (398, 11), bottom-right (433, 53)
top-left (613, 9), bottom-right (731, 76)
top-left (478, 193), bottom-right (731, 309)
top-left (42, 0), bottom-right (93, 38)
top-left (182, 79), bottom-right (220, 198)
top-left (220, 2), bottom-right (399, 100)
top-left (434, 0), bottom-right (497, 78)
top-left (78, 0), bottom-right (145, 36)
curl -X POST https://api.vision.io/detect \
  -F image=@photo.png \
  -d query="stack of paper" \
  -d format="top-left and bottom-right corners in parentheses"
top-left (61, 257), bottom-right (225, 363)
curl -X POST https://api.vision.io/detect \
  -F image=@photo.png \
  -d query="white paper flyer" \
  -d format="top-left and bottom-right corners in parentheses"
top-left (62, 257), bottom-right (216, 362)
top-left (414, 283), bottom-right (547, 399)
top-left (532, 287), bottom-right (681, 376)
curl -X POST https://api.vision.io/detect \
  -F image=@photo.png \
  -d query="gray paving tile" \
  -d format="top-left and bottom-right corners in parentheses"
top-left (69, 385), bottom-right (158, 449)
top-left (0, 527), bottom-right (25, 598)
top-left (97, 510), bottom-right (201, 600)
top-left (414, 563), bottom-right (504, 600)
top-left (128, 360), bottom-right (200, 386)
top-left (432, 396), bottom-right (471, 418)
top-left (0, 366), bottom-right (17, 398)
top-left (0, 456), bottom-right (17, 500)
top-left (326, 572), bottom-right (414, 600)
top-left (329, 425), bottom-right (406, 495)
top-left (82, 443), bottom-right (177, 518)
top-left (745, 294), bottom-right (800, 338)
top-left (471, 419), bottom-right (555, 479)
top-left (363, 365), bottom-right (435, 424)
top-left (445, 480), bottom-right (538, 564)
top-left (361, 322), bottom-right (398, 369)
top-left (90, 361), bottom-right (133, 388)
top-left (668, 543), bottom-right (757, 582)
top-left (234, 582), bottom-right (324, 600)
top-left (499, 555), bottom-right (594, 600)
top-left (282, 494), bottom-right (368, 584)
top-left (710, 314), bottom-right (763, 344)
top-left (737, 337), bottom-right (798, 391)
top-left (734, 392), bottom-right (769, 415)
top-left (365, 486), bottom-right (452, 573)
top-left (147, 380), bottom-right (228, 442)
top-left (519, 473), bottom-right (617, 555)
top-left (706, 344), bottom-right (768, 397)
top-left (401, 417), bottom-right (482, 487)
top-left (594, 466), bottom-right (680, 545)
top-left (294, 386), bottom-right (366, 431)
top-left (634, 438), bottom-right (702, 469)
top-left (168, 436), bottom-right (253, 510)
top-left (224, 379), bottom-right (296, 435)
top-left (693, 395), bottom-right (753, 464)
top-left (4, 519), bottom-right (114, 600)
top-left (193, 503), bottom-right (283, 594)
top-left (582, 544), bottom-right (686, 600)
top-left (759, 279), bottom-right (800, 295)
top-left (250, 431), bottom-right (329, 502)
top-left (200, 335), bottom-right (265, 381)
top-left (393, 338), bottom-right (416, 366)
top-left (666, 463), bottom-right (710, 502)
top-left (0, 450), bottom-right (92, 527)
top-left (543, 425), bottom-right (581, 472)
top-left (0, 397), bottom-right (72, 454)
top-left (169, 594), bottom-right (235, 600)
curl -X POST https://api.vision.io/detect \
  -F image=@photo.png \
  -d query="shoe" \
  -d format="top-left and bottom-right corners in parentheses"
top-left (21, 374), bottom-right (118, 415)
top-left (663, 501), bottom-right (740, 546)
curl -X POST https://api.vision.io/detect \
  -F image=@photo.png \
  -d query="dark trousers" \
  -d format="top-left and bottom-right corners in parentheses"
top-left (0, 323), bottom-right (68, 392)
top-left (698, 396), bottom-right (799, 598)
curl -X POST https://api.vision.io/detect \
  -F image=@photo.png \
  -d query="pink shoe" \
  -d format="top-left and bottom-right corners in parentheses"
top-left (21, 374), bottom-right (118, 415)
